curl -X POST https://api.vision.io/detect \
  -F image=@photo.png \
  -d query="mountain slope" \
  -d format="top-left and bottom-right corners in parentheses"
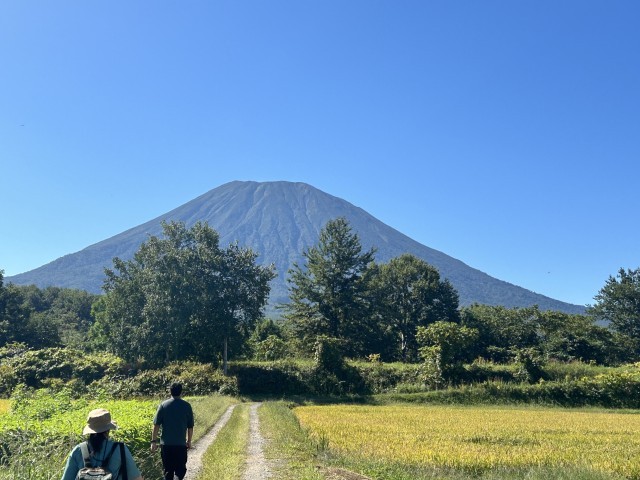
top-left (6, 181), bottom-right (585, 314)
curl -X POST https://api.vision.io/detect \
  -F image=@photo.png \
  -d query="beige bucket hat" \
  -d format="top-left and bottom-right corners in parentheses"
top-left (82, 408), bottom-right (119, 435)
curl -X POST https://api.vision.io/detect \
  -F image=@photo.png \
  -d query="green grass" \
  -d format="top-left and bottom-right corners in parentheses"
top-left (199, 404), bottom-right (249, 479)
top-left (187, 394), bottom-right (236, 443)
top-left (259, 401), bottom-right (324, 480)
top-left (0, 394), bottom-right (236, 480)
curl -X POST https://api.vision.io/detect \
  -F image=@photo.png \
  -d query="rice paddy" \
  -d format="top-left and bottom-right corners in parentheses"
top-left (295, 404), bottom-right (640, 478)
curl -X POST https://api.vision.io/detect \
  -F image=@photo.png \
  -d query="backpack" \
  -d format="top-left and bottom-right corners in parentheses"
top-left (76, 441), bottom-right (128, 480)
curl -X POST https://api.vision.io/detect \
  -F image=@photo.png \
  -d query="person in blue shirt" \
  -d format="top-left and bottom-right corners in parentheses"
top-left (61, 408), bottom-right (143, 480)
top-left (151, 382), bottom-right (194, 480)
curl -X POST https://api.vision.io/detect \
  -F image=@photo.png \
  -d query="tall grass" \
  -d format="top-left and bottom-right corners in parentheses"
top-left (0, 393), bottom-right (235, 480)
top-left (187, 394), bottom-right (236, 443)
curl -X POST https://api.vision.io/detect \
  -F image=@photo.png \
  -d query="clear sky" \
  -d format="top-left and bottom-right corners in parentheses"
top-left (1, 1), bottom-right (638, 307)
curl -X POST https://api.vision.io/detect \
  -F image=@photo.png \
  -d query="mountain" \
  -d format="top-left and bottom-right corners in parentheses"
top-left (6, 181), bottom-right (585, 314)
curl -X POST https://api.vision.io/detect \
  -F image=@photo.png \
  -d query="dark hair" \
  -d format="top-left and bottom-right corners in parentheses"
top-left (170, 382), bottom-right (183, 397)
top-left (88, 432), bottom-right (107, 453)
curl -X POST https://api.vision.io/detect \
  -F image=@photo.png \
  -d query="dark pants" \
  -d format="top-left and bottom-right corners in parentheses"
top-left (160, 445), bottom-right (188, 480)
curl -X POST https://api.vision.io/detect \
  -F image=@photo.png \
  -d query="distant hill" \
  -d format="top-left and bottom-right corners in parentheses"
top-left (6, 181), bottom-right (585, 314)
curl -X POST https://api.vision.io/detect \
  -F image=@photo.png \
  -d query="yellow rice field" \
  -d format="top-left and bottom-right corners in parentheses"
top-left (295, 404), bottom-right (640, 478)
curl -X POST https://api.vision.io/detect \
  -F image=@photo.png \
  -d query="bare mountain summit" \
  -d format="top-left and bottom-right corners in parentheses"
top-left (7, 181), bottom-right (584, 314)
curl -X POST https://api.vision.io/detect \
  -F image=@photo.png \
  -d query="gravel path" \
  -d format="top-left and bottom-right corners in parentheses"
top-left (180, 401), bottom-right (368, 480)
top-left (181, 402), bottom-right (272, 480)
top-left (239, 403), bottom-right (367, 480)
top-left (242, 402), bottom-right (272, 480)
top-left (183, 404), bottom-right (237, 480)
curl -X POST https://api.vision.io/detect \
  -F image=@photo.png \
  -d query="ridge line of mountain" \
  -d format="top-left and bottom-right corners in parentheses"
top-left (6, 180), bottom-right (585, 315)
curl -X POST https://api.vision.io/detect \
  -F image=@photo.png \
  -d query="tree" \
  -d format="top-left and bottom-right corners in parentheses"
top-left (215, 242), bottom-right (275, 373)
top-left (15, 285), bottom-right (98, 348)
top-left (369, 254), bottom-right (460, 361)
top-left (460, 304), bottom-right (542, 362)
top-left (537, 310), bottom-right (629, 365)
top-left (283, 217), bottom-right (376, 357)
top-left (416, 321), bottom-right (478, 387)
top-left (0, 272), bottom-right (60, 349)
top-left (589, 268), bottom-right (640, 352)
top-left (92, 222), bottom-right (275, 369)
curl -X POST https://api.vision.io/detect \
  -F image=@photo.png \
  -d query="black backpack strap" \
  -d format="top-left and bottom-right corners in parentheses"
top-left (119, 442), bottom-right (129, 480)
top-left (102, 441), bottom-right (119, 467)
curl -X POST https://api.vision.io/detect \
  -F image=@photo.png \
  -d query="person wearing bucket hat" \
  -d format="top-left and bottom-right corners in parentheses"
top-left (61, 408), bottom-right (144, 480)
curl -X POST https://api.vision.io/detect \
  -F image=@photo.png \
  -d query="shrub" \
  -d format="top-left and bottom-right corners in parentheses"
top-left (252, 335), bottom-right (288, 361)
top-left (230, 360), bottom-right (308, 395)
top-left (93, 361), bottom-right (233, 398)
top-left (381, 366), bottom-right (640, 409)
top-left (1, 347), bottom-right (126, 394)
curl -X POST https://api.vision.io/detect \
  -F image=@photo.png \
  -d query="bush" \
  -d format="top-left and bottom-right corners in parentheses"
top-left (93, 361), bottom-right (234, 398)
top-left (380, 366), bottom-right (640, 409)
top-left (252, 335), bottom-right (288, 361)
top-left (230, 360), bottom-right (308, 395)
top-left (0, 348), bottom-right (126, 396)
top-left (353, 361), bottom-right (422, 394)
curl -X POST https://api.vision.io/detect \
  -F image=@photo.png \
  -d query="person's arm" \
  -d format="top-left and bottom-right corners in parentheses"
top-left (186, 427), bottom-right (193, 449)
top-left (61, 446), bottom-right (81, 480)
top-left (150, 424), bottom-right (161, 452)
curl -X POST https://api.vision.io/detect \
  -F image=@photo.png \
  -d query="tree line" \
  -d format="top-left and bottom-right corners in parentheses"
top-left (1, 218), bottom-right (639, 369)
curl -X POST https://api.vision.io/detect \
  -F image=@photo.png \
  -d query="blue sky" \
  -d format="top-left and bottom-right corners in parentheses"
top-left (1, 1), bottom-right (638, 307)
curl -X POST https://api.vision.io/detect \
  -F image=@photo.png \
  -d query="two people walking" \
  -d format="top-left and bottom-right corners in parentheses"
top-left (61, 382), bottom-right (193, 480)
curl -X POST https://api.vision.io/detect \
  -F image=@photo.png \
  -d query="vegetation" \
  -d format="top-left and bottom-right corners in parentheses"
top-left (91, 221), bottom-right (275, 370)
top-left (259, 401), bottom-right (324, 480)
top-left (295, 403), bottom-right (637, 479)
top-left (0, 271), bottom-right (97, 350)
top-left (283, 217), bottom-right (377, 357)
top-left (1, 218), bottom-right (640, 478)
top-left (369, 254), bottom-right (460, 361)
top-left (589, 267), bottom-right (640, 353)
top-left (199, 404), bottom-right (249, 479)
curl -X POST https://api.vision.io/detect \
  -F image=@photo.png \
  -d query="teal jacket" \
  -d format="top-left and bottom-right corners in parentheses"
top-left (61, 439), bottom-right (142, 480)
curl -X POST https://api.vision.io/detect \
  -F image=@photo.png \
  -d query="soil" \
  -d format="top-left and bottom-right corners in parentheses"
top-left (242, 402), bottom-right (272, 480)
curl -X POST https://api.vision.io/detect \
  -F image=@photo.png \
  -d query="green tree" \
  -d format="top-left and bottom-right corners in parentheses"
top-left (537, 310), bottom-right (629, 365)
top-left (416, 321), bottom-right (478, 387)
top-left (369, 254), bottom-right (460, 362)
top-left (283, 217), bottom-right (376, 357)
top-left (92, 222), bottom-right (275, 369)
top-left (215, 242), bottom-right (275, 373)
top-left (16, 285), bottom-right (98, 348)
top-left (589, 267), bottom-right (640, 353)
top-left (0, 271), bottom-right (27, 345)
top-left (0, 272), bottom-right (60, 349)
top-left (460, 304), bottom-right (542, 362)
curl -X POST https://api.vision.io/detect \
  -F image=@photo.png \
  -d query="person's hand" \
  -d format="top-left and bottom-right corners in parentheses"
top-left (151, 443), bottom-right (158, 453)
top-left (186, 440), bottom-right (192, 450)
